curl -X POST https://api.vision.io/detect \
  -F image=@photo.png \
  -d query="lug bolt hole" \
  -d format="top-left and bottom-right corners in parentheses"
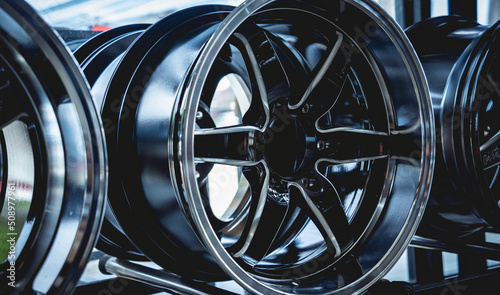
top-left (196, 111), bottom-right (204, 120)
top-left (301, 177), bottom-right (320, 191)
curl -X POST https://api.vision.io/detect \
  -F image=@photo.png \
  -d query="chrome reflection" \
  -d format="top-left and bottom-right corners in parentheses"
top-left (0, 121), bottom-right (34, 262)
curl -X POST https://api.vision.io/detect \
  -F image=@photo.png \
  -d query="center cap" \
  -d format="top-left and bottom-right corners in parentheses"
top-left (263, 116), bottom-right (310, 179)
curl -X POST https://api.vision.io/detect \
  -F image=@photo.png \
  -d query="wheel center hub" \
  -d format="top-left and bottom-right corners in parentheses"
top-left (263, 116), bottom-right (313, 179)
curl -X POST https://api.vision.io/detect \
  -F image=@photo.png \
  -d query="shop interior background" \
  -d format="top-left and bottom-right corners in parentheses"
top-left (25, 0), bottom-right (500, 31)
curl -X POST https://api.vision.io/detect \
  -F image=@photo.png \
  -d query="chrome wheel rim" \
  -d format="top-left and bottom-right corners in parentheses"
top-left (102, 0), bottom-right (433, 292)
top-left (0, 1), bottom-right (106, 294)
top-left (177, 0), bottom-right (434, 293)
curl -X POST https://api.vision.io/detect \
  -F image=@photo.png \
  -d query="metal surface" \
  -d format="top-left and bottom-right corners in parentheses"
top-left (102, 5), bottom-right (235, 281)
top-left (100, 256), bottom-right (239, 295)
top-left (74, 24), bottom-right (150, 261)
top-left (3, 1), bottom-right (500, 294)
top-left (407, 16), bottom-right (500, 238)
top-left (97, 0), bottom-right (434, 294)
top-left (0, 0), bottom-right (107, 294)
top-left (180, 0), bottom-right (434, 293)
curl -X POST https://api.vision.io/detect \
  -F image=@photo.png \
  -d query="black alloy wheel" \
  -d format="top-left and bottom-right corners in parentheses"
top-left (102, 0), bottom-right (434, 293)
top-left (408, 16), bottom-right (500, 239)
top-left (74, 24), bottom-right (150, 261)
top-left (0, 0), bottom-right (107, 294)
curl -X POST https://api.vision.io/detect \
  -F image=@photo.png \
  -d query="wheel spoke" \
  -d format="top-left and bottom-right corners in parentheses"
top-left (384, 126), bottom-right (429, 167)
top-left (263, 29), bottom-right (311, 102)
top-left (228, 163), bottom-right (289, 262)
top-left (289, 32), bottom-right (350, 111)
top-left (194, 125), bottom-right (260, 167)
top-left (229, 32), bottom-right (273, 130)
top-left (289, 170), bottom-right (353, 257)
top-left (481, 130), bottom-right (500, 152)
top-left (316, 127), bottom-right (389, 164)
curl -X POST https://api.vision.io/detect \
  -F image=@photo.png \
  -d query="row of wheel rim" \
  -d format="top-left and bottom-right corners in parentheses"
top-left (0, 0), bottom-right (462, 294)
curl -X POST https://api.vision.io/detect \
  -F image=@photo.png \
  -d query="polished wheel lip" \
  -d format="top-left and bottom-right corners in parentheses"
top-left (0, 0), bottom-right (107, 293)
top-left (179, 0), bottom-right (434, 294)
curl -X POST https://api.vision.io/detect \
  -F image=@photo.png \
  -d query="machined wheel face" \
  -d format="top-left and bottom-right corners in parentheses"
top-left (101, 0), bottom-right (433, 292)
top-left (0, 1), bottom-right (106, 294)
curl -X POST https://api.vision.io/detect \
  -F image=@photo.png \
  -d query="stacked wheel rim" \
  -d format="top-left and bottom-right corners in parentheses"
top-left (102, 5), bottom-right (236, 281)
top-left (442, 19), bottom-right (500, 233)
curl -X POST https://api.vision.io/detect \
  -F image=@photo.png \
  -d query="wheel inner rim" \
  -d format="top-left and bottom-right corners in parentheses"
top-left (0, 59), bottom-right (36, 265)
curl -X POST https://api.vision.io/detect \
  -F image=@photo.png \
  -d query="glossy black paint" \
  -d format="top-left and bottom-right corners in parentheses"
top-left (408, 16), bottom-right (500, 238)
top-left (74, 24), bottom-right (149, 261)
top-left (102, 6), bottom-right (235, 281)
top-left (0, 1), bottom-right (107, 294)
top-left (174, 1), bottom-right (433, 293)
top-left (92, 1), bottom-right (434, 292)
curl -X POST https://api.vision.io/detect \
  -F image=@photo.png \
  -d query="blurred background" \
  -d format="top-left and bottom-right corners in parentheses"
top-left (27, 0), bottom-right (244, 30)
top-left (26, 0), bottom-right (500, 31)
